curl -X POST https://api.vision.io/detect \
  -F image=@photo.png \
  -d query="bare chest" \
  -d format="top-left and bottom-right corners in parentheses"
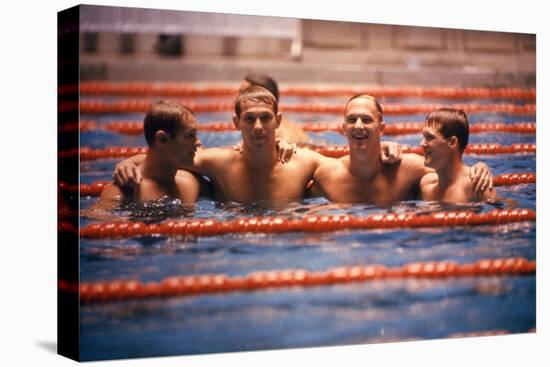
top-left (427, 181), bottom-right (472, 203)
top-left (323, 170), bottom-right (415, 205)
top-left (138, 178), bottom-right (197, 204)
top-left (214, 162), bottom-right (311, 204)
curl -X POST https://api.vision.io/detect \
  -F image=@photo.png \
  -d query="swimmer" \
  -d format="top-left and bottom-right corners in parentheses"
top-left (113, 86), bottom-right (402, 207)
top-left (310, 95), bottom-right (493, 205)
top-left (240, 74), bottom-right (311, 145)
top-left (419, 108), bottom-right (497, 203)
top-left (94, 101), bottom-right (203, 210)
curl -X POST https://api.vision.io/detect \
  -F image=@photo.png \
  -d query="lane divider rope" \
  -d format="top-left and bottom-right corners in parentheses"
top-left (78, 209), bottom-right (535, 240)
top-left (69, 82), bottom-right (536, 100)
top-left (311, 143), bottom-right (536, 157)
top-left (72, 100), bottom-right (536, 116)
top-left (68, 120), bottom-right (536, 136)
top-left (60, 173), bottom-right (535, 197)
top-left (60, 257), bottom-right (536, 303)
top-left (59, 143), bottom-right (536, 161)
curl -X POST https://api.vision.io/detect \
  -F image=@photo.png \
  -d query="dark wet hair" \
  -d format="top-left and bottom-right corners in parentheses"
top-left (425, 108), bottom-right (469, 154)
top-left (143, 100), bottom-right (194, 147)
top-left (234, 85), bottom-right (278, 117)
top-left (244, 74), bottom-right (279, 102)
top-left (345, 94), bottom-right (384, 121)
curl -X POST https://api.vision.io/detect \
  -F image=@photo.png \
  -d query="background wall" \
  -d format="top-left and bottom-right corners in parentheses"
top-left (79, 8), bottom-right (535, 87)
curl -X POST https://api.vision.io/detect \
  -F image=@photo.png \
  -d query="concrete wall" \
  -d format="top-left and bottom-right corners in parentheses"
top-left (79, 20), bottom-right (535, 86)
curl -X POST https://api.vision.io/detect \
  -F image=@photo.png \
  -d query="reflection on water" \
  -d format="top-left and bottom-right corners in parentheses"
top-left (114, 196), bottom-right (195, 223)
top-left (82, 193), bottom-right (519, 224)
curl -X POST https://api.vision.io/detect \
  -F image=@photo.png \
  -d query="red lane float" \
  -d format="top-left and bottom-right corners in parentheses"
top-left (61, 143), bottom-right (536, 162)
top-left (75, 257), bottom-right (535, 303)
top-left (65, 173), bottom-right (535, 198)
top-left (77, 100), bottom-right (536, 116)
top-left (80, 181), bottom-right (111, 196)
top-left (74, 120), bottom-right (536, 136)
top-left (312, 143), bottom-right (536, 157)
top-left (492, 173), bottom-right (536, 186)
top-left (74, 82), bottom-right (536, 100)
top-left (77, 146), bottom-right (148, 161)
top-left (79, 209), bottom-right (535, 240)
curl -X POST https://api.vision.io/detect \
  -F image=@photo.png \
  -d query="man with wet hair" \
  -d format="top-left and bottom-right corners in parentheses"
top-left (420, 108), bottom-right (496, 203)
top-left (309, 95), bottom-right (492, 205)
top-left (95, 100), bottom-right (203, 208)
top-left (171, 85), bottom-right (325, 206)
top-left (239, 73), bottom-right (311, 144)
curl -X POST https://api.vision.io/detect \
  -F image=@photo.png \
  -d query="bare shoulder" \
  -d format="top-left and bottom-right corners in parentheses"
top-left (195, 147), bottom-right (240, 168)
top-left (402, 153), bottom-right (425, 168)
top-left (175, 169), bottom-right (200, 185)
top-left (196, 146), bottom-right (236, 160)
top-left (401, 153), bottom-right (432, 175)
top-left (314, 156), bottom-right (346, 181)
top-left (298, 147), bottom-right (339, 168)
top-left (420, 171), bottom-right (438, 186)
top-left (295, 147), bottom-right (323, 161)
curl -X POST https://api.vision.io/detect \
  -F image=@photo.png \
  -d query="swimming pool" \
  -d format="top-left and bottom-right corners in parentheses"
top-left (77, 89), bottom-right (535, 361)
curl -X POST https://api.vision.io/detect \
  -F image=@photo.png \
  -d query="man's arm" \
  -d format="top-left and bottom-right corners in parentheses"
top-left (399, 153), bottom-right (434, 200)
top-left (112, 147), bottom-right (229, 188)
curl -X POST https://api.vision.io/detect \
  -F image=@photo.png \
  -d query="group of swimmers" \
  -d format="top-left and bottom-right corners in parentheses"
top-left (96, 74), bottom-right (495, 211)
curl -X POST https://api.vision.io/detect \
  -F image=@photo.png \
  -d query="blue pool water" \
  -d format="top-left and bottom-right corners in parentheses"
top-left (78, 93), bottom-right (535, 361)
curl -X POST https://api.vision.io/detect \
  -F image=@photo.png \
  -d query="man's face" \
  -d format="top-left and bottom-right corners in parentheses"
top-left (165, 116), bottom-right (201, 166)
top-left (233, 99), bottom-right (281, 149)
top-left (420, 124), bottom-right (450, 169)
top-left (343, 97), bottom-right (384, 150)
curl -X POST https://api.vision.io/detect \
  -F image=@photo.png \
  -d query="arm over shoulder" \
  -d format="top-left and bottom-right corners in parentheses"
top-left (300, 147), bottom-right (336, 171)
top-left (184, 147), bottom-right (235, 176)
top-left (403, 153), bottom-right (431, 176)
top-left (309, 158), bottom-right (341, 198)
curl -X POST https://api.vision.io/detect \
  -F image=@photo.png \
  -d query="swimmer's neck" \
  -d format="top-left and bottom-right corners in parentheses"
top-left (347, 145), bottom-right (382, 179)
top-left (140, 151), bottom-right (178, 184)
top-left (242, 141), bottom-right (278, 172)
top-left (434, 156), bottom-right (467, 189)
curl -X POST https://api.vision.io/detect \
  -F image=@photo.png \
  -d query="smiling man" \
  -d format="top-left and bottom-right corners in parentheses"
top-left (310, 95), bottom-right (493, 205)
top-left (95, 100), bottom-right (203, 209)
top-left (419, 108), bottom-right (496, 203)
top-left (184, 85), bottom-right (324, 205)
top-left (239, 74), bottom-right (311, 145)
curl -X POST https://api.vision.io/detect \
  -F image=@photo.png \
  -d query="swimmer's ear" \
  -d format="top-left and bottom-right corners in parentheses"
top-left (448, 136), bottom-right (459, 150)
top-left (155, 130), bottom-right (169, 145)
top-left (275, 112), bottom-right (282, 129)
top-left (232, 115), bottom-right (240, 130)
